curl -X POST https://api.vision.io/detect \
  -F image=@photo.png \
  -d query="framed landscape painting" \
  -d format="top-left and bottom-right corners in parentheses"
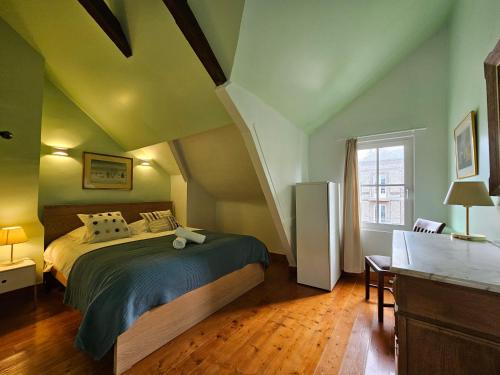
top-left (83, 152), bottom-right (133, 190)
top-left (454, 111), bottom-right (478, 179)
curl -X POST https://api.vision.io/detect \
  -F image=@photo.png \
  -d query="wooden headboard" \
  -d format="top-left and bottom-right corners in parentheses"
top-left (43, 201), bottom-right (173, 248)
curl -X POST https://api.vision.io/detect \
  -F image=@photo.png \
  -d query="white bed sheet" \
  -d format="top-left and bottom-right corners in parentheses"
top-left (44, 228), bottom-right (196, 279)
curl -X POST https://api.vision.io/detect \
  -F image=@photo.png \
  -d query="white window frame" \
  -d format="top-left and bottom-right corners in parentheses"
top-left (357, 134), bottom-right (414, 231)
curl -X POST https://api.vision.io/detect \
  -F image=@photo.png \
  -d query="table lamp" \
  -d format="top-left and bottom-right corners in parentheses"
top-left (0, 226), bottom-right (27, 266)
top-left (443, 181), bottom-right (494, 241)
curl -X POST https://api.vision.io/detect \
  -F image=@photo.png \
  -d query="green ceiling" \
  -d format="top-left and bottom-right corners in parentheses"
top-left (188, 0), bottom-right (245, 79)
top-left (0, 0), bottom-right (233, 150)
top-left (231, 0), bottom-right (455, 132)
top-left (0, 0), bottom-right (456, 145)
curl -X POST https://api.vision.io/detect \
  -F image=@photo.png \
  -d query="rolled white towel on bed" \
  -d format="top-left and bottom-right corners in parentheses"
top-left (175, 227), bottom-right (206, 244)
top-left (173, 236), bottom-right (187, 249)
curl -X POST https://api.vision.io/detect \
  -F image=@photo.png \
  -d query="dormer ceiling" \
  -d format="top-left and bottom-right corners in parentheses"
top-left (231, 0), bottom-right (455, 132)
top-left (177, 125), bottom-right (264, 202)
top-left (0, 0), bottom-right (243, 151)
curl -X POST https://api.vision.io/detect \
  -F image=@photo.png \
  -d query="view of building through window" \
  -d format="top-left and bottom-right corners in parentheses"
top-left (358, 145), bottom-right (405, 225)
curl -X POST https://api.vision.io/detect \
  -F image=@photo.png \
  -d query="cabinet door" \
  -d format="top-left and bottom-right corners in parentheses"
top-left (0, 266), bottom-right (35, 294)
top-left (399, 317), bottom-right (500, 375)
top-left (296, 183), bottom-right (330, 290)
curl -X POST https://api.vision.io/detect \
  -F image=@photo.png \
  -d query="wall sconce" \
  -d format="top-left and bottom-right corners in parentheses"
top-left (139, 159), bottom-right (152, 166)
top-left (0, 131), bottom-right (13, 140)
top-left (52, 146), bottom-right (69, 157)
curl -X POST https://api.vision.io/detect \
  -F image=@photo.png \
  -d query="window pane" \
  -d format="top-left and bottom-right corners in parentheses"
top-left (358, 148), bottom-right (377, 185)
top-left (379, 186), bottom-right (405, 225)
top-left (379, 146), bottom-right (404, 184)
top-left (360, 186), bottom-right (377, 223)
top-left (379, 204), bottom-right (387, 223)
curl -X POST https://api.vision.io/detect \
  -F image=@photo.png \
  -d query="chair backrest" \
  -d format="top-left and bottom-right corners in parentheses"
top-left (413, 218), bottom-right (446, 234)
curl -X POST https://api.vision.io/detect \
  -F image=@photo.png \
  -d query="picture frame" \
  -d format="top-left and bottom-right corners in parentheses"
top-left (82, 152), bottom-right (133, 190)
top-left (454, 111), bottom-right (478, 179)
top-left (484, 40), bottom-right (500, 195)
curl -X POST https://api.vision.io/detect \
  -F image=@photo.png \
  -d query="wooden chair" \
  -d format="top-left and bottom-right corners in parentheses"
top-left (365, 218), bottom-right (445, 323)
top-left (412, 218), bottom-right (446, 234)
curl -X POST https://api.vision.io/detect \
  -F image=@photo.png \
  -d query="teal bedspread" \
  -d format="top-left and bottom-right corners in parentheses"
top-left (63, 231), bottom-right (269, 359)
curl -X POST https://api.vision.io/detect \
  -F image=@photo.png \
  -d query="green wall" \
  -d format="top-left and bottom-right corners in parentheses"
top-left (447, 0), bottom-right (500, 240)
top-left (0, 0), bottom-right (231, 151)
top-left (0, 15), bottom-right (171, 278)
top-left (309, 28), bottom-right (450, 256)
top-left (39, 80), bottom-right (171, 217)
top-left (231, 0), bottom-right (454, 131)
top-left (0, 18), bottom-right (45, 275)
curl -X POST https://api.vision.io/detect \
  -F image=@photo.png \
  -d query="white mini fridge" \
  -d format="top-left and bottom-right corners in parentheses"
top-left (296, 182), bottom-right (341, 291)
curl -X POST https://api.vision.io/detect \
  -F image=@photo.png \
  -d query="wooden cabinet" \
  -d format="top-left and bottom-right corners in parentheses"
top-left (0, 259), bottom-right (36, 307)
top-left (0, 259), bottom-right (36, 294)
top-left (394, 275), bottom-right (500, 374)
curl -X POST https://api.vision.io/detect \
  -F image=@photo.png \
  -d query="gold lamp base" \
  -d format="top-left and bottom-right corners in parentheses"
top-left (0, 259), bottom-right (24, 266)
top-left (451, 233), bottom-right (487, 242)
top-left (0, 244), bottom-right (24, 266)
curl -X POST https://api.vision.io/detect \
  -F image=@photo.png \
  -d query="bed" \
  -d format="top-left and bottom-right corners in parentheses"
top-left (43, 202), bottom-right (268, 374)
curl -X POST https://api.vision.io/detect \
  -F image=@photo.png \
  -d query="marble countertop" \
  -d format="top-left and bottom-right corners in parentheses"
top-left (391, 230), bottom-right (500, 293)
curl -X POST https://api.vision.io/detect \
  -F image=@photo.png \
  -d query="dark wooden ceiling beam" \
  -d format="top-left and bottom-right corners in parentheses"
top-left (77, 0), bottom-right (132, 57)
top-left (162, 0), bottom-right (227, 86)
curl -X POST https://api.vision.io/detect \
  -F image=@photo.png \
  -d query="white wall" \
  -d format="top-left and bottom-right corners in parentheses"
top-left (217, 82), bottom-right (308, 264)
top-left (170, 175), bottom-right (187, 226)
top-left (169, 125), bottom-right (283, 253)
top-left (186, 179), bottom-right (216, 231)
top-left (215, 200), bottom-right (284, 254)
top-left (309, 28), bottom-right (450, 257)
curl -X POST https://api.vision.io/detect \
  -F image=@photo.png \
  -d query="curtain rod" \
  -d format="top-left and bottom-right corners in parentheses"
top-left (333, 127), bottom-right (427, 142)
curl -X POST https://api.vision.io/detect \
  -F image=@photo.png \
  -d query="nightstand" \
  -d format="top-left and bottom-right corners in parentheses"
top-left (0, 259), bottom-right (37, 306)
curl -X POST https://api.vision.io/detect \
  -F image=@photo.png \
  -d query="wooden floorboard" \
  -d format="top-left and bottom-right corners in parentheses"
top-left (0, 258), bottom-right (394, 374)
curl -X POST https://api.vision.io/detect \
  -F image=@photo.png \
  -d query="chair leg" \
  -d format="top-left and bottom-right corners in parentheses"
top-left (378, 272), bottom-right (384, 323)
top-left (365, 259), bottom-right (370, 301)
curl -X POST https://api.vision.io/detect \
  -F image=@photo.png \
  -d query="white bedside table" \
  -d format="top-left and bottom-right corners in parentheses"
top-left (0, 259), bottom-right (37, 306)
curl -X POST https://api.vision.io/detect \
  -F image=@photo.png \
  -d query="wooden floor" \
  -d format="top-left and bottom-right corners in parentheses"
top-left (0, 257), bottom-right (394, 375)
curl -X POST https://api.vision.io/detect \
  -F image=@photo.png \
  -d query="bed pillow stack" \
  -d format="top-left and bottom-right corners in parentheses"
top-left (77, 211), bottom-right (130, 243)
top-left (140, 210), bottom-right (179, 233)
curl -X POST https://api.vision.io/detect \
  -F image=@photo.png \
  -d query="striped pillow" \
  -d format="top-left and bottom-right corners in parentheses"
top-left (139, 210), bottom-right (171, 222)
top-left (140, 210), bottom-right (178, 232)
top-left (148, 216), bottom-right (178, 233)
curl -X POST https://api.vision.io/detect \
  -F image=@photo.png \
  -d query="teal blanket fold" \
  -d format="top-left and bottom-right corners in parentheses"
top-left (63, 231), bottom-right (269, 359)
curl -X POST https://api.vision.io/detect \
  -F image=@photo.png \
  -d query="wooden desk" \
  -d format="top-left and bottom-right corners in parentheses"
top-left (391, 231), bottom-right (500, 374)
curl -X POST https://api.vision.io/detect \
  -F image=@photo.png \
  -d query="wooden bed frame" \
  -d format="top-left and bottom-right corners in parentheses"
top-left (43, 202), bottom-right (265, 374)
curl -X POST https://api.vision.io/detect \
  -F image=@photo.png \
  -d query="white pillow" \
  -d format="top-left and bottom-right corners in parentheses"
top-left (66, 226), bottom-right (88, 243)
top-left (128, 219), bottom-right (146, 235)
top-left (77, 211), bottom-right (130, 243)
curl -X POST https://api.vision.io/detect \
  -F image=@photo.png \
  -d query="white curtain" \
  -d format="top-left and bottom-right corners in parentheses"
top-left (342, 139), bottom-right (363, 273)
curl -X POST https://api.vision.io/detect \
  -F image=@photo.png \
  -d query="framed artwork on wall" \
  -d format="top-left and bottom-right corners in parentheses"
top-left (454, 111), bottom-right (478, 179)
top-left (83, 152), bottom-right (133, 190)
top-left (484, 40), bottom-right (500, 195)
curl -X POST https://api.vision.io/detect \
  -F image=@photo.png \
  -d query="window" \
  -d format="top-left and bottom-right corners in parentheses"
top-left (357, 136), bottom-right (414, 230)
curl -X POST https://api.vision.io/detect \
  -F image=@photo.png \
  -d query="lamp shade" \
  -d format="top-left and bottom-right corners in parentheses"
top-left (0, 226), bottom-right (28, 245)
top-left (444, 181), bottom-right (494, 207)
